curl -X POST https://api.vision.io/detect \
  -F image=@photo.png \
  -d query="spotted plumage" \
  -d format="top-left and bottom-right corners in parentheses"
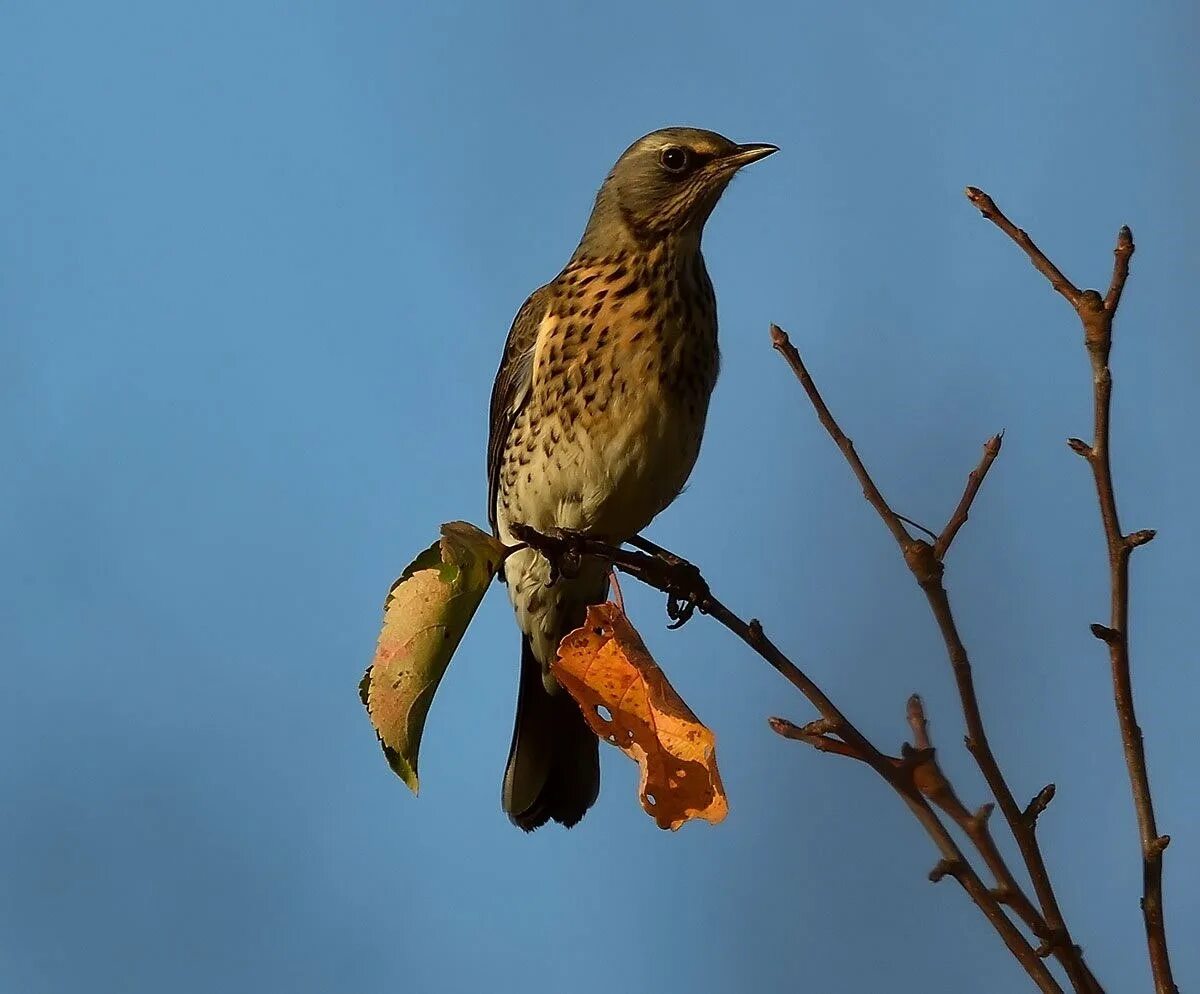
top-left (487, 127), bottom-right (776, 830)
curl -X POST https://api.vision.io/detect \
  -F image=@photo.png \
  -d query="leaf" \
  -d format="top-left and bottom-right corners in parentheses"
top-left (361, 521), bottom-right (506, 793)
top-left (552, 602), bottom-right (728, 830)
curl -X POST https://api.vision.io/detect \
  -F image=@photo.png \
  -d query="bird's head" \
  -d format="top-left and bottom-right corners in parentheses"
top-left (578, 127), bottom-right (777, 254)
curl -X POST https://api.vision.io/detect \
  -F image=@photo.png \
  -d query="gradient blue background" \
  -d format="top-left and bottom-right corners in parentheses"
top-left (3, 2), bottom-right (1196, 992)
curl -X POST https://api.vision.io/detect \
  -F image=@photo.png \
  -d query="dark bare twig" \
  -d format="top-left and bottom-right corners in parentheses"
top-left (1024, 784), bottom-right (1057, 827)
top-left (967, 188), bottom-right (1174, 994)
top-left (962, 187), bottom-right (1082, 306)
top-left (512, 523), bottom-right (1063, 994)
top-left (896, 513), bottom-right (939, 542)
top-left (935, 434), bottom-right (1004, 560)
top-left (767, 717), bottom-right (863, 760)
top-left (770, 324), bottom-right (1097, 993)
top-left (768, 325), bottom-right (912, 550)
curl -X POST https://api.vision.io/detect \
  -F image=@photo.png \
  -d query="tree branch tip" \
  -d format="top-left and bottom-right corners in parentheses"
top-left (769, 323), bottom-right (789, 347)
top-left (1090, 623), bottom-right (1121, 644)
top-left (1126, 529), bottom-right (1157, 549)
top-left (964, 186), bottom-right (995, 215)
top-left (1151, 835), bottom-right (1171, 855)
top-left (1066, 437), bottom-right (1094, 459)
top-left (1117, 225), bottom-right (1134, 250)
top-left (986, 431), bottom-right (1004, 451)
top-left (767, 714), bottom-right (835, 739)
top-left (768, 716), bottom-right (801, 738)
top-left (770, 718), bottom-right (866, 761)
top-left (1024, 783), bottom-right (1057, 824)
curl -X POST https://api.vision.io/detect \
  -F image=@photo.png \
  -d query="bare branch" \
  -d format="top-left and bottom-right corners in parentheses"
top-left (769, 324), bottom-right (912, 549)
top-left (1105, 226), bottom-right (1134, 312)
top-left (906, 696), bottom-right (1054, 943)
top-left (768, 717), bottom-right (864, 761)
top-left (964, 187), bottom-right (1082, 307)
top-left (514, 525), bottom-right (1063, 993)
top-left (969, 189), bottom-right (1174, 994)
top-left (770, 325), bottom-right (1096, 993)
top-left (1024, 784), bottom-right (1057, 827)
top-left (935, 433), bottom-right (1004, 560)
top-left (1126, 529), bottom-right (1157, 549)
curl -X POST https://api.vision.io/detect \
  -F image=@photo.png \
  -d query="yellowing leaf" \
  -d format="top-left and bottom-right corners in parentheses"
top-left (552, 602), bottom-right (728, 830)
top-left (361, 521), bottom-right (506, 793)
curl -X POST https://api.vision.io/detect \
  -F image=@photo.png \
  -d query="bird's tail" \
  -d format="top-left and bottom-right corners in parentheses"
top-left (502, 636), bottom-right (600, 831)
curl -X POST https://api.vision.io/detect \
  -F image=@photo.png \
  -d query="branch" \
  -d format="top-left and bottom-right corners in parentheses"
top-left (963, 187), bottom-right (1082, 307)
top-left (512, 524), bottom-right (1063, 994)
top-left (768, 324), bottom-right (912, 550)
top-left (767, 717), bottom-right (864, 760)
top-left (770, 325), bottom-right (1098, 993)
top-left (935, 434), bottom-right (1004, 560)
top-left (968, 189), bottom-right (1174, 994)
top-left (905, 695), bottom-right (1050, 941)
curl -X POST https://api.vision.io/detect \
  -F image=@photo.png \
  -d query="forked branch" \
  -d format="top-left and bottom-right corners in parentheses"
top-left (770, 324), bottom-right (1098, 994)
top-left (967, 187), bottom-right (1173, 994)
top-left (512, 523), bottom-right (1062, 993)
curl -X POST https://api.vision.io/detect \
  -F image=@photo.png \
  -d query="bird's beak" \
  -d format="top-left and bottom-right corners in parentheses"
top-left (722, 142), bottom-right (779, 170)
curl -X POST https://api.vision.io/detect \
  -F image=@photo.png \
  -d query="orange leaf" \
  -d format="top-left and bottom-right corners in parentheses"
top-left (552, 602), bottom-right (727, 830)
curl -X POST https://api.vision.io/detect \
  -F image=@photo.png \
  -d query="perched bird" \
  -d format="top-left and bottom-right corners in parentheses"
top-left (487, 127), bottom-right (776, 830)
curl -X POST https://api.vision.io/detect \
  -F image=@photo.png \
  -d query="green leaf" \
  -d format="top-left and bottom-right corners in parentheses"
top-left (361, 521), bottom-right (506, 792)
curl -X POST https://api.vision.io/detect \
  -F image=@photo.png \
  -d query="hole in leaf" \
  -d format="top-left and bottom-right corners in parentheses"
top-left (646, 793), bottom-right (657, 806)
top-left (596, 705), bottom-right (613, 722)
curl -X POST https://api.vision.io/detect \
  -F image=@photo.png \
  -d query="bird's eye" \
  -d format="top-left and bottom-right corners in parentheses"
top-left (659, 146), bottom-right (690, 173)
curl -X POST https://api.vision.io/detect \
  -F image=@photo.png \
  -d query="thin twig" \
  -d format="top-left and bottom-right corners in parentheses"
top-left (963, 187), bottom-right (1083, 307)
top-left (768, 717), bottom-right (863, 760)
top-left (896, 514), bottom-right (939, 543)
top-left (770, 324), bottom-right (1098, 993)
top-left (935, 434), bottom-right (1004, 560)
top-left (968, 188), bottom-right (1174, 994)
top-left (512, 524), bottom-right (1062, 994)
top-left (768, 325), bottom-right (912, 550)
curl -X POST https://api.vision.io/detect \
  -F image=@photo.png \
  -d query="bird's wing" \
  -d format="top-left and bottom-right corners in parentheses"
top-left (487, 284), bottom-right (552, 531)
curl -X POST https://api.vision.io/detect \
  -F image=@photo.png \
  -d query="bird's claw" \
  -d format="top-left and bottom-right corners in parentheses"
top-left (544, 527), bottom-right (585, 586)
top-left (666, 594), bottom-right (696, 629)
top-left (660, 557), bottom-right (709, 629)
top-left (508, 523), bottom-right (586, 586)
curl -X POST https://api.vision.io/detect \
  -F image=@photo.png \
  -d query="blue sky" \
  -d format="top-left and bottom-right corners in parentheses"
top-left (2, 2), bottom-right (1197, 992)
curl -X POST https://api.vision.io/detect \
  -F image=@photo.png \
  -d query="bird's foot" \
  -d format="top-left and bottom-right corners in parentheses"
top-left (663, 560), bottom-right (709, 629)
top-left (628, 535), bottom-right (710, 629)
top-left (544, 527), bottom-right (587, 584)
top-left (508, 523), bottom-right (587, 585)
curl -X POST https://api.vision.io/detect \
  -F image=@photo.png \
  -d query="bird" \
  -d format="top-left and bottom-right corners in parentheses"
top-left (487, 127), bottom-right (777, 830)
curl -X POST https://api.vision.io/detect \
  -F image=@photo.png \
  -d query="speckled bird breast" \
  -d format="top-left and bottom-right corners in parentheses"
top-left (498, 244), bottom-right (720, 541)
